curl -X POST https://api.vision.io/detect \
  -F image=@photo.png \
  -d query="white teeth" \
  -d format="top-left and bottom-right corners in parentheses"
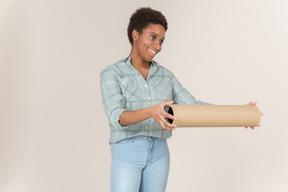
top-left (149, 48), bottom-right (156, 54)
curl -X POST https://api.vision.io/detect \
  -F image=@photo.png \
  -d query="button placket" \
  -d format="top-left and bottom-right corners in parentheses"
top-left (144, 82), bottom-right (151, 131)
top-left (144, 82), bottom-right (151, 101)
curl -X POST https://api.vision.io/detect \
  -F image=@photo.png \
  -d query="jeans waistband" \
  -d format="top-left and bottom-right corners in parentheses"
top-left (131, 135), bottom-right (164, 142)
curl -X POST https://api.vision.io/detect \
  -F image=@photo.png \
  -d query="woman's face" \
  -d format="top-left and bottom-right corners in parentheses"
top-left (132, 23), bottom-right (166, 63)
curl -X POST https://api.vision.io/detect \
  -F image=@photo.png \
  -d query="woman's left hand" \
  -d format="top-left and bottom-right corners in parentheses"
top-left (245, 102), bottom-right (264, 129)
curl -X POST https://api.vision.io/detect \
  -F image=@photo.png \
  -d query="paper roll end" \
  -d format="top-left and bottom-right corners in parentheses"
top-left (164, 105), bottom-right (174, 124)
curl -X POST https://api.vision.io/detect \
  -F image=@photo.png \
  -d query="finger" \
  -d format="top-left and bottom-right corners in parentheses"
top-left (162, 124), bottom-right (175, 131)
top-left (159, 121), bottom-right (168, 130)
top-left (164, 126), bottom-right (175, 131)
top-left (164, 121), bottom-right (176, 129)
top-left (246, 102), bottom-right (257, 106)
top-left (161, 116), bottom-right (177, 129)
top-left (163, 100), bottom-right (174, 106)
top-left (159, 118), bottom-right (176, 130)
top-left (164, 112), bottom-right (177, 121)
top-left (257, 123), bottom-right (260, 127)
top-left (261, 113), bottom-right (264, 117)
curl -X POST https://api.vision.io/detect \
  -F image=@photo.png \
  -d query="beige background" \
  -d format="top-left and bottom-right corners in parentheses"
top-left (1, 0), bottom-right (287, 191)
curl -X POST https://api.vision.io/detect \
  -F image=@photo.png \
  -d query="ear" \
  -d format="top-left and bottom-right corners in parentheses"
top-left (132, 29), bottom-right (139, 41)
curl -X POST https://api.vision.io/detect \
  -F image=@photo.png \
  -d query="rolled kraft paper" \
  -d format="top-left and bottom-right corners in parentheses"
top-left (164, 105), bottom-right (261, 127)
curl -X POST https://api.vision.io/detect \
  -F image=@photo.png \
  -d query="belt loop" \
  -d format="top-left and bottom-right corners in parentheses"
top-left (131, 137), bottom-right (135, 143)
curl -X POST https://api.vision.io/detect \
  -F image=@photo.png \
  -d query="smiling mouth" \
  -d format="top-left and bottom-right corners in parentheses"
top-left (148, 48), bottom-right (157, 55)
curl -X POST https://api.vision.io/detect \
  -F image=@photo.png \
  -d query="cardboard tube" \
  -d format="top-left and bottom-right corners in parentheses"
top-left (164, 105), bottom-right (261, 127)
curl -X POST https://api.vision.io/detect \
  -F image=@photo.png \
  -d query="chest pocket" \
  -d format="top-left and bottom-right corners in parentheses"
top-left (151, 80), bottom-right (173, 100)
top-left (118, 76), bottom-right (143, 102)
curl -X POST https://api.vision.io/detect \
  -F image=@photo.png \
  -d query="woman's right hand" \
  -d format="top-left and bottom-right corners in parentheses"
top-left (148, 101), bottom-right (177, 130)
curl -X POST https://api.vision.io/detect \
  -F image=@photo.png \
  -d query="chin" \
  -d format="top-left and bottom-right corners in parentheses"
top-left (145, 56), bottom-right (154, 62)
top-left (146, 59), bottom-right (153, 63)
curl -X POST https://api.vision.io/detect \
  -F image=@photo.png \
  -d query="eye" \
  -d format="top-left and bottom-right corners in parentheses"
top-left (159, 40), bottom-right (164, 45)
top-left (150, 35), bottom-right (156, 41)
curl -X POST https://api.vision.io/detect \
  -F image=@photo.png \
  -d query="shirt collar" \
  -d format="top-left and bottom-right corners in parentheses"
top-left (121, 57), bottom-right (158, 79)
top-left (122, 56), bottom-right (158, 66)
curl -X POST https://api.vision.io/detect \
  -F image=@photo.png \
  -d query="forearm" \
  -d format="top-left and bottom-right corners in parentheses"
top-left (119, 107), bottom-right (153, 126)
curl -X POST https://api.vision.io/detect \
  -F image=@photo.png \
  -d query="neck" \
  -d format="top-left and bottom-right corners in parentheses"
top-left (129, 49), bottom-right (151, 69)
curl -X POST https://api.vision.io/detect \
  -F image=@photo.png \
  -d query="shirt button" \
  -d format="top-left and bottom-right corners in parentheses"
top-left (147, 97), bottom-right (151, 100)
top-left (144, 84), bottom-right (148, 88)
top-left (145, 127), bottom-right (149, 129)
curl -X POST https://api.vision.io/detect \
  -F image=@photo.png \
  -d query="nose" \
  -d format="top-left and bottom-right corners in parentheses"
top-left (153, 41), bottom-right (161, 52)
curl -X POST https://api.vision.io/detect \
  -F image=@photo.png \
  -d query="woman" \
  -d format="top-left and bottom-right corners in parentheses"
top-left (100, 7), bottom-right (259, 192)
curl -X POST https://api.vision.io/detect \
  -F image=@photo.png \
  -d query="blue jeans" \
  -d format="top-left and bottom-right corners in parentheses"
top-left (110, 136), bottom-right (170, 192)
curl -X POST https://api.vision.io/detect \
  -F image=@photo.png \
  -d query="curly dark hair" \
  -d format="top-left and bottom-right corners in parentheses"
top-left (127, 7), bottom-right (168, 45)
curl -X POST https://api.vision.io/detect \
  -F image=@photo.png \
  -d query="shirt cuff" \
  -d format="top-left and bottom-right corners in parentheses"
top-left (111, 108), bottom-right (128, 130)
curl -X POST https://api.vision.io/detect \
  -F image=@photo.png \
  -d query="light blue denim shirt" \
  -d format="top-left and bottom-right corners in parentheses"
top-left (100, 57), bottom-right (210, 143)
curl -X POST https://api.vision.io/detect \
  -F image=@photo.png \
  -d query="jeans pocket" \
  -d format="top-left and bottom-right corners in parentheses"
top-left (111, 137), bottom-right (135, 158)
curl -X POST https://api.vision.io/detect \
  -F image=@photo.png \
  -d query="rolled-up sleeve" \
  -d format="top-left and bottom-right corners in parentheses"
top-left (100, 67), bottom-right (128, 130)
